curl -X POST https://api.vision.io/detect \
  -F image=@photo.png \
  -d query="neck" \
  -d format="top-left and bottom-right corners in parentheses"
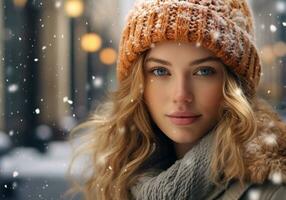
top-left (174, 142), bottom-right (194, 159)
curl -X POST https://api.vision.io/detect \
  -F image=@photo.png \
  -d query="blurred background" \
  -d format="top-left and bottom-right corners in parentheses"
top-left (0, 0), bottom-right (285, 199)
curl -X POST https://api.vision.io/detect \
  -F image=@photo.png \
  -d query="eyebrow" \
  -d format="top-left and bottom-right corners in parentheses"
top-left (145, 56), bottom-right (221, 66)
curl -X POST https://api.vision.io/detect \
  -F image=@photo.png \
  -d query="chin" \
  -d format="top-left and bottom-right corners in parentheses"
top-left (170, 133), bottom-right (198, 144)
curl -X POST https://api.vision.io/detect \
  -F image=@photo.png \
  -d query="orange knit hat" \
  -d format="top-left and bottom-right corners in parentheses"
top-left (116, 0), bottom-right (261, 97)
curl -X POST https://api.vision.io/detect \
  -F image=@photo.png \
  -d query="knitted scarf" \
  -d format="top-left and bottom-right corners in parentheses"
top-left (130, 130), bottom-right (217, 200)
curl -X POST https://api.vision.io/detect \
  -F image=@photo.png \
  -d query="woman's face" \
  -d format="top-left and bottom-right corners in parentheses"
top-left (143, 41), bottom-right (225, 156)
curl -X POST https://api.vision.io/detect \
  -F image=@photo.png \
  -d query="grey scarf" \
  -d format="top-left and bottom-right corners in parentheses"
top-left (131, 130), bottom-right (216, 200)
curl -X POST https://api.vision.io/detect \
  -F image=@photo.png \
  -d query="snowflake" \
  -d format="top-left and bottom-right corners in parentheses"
top-left (261, 133), bottom-right (278, 146)
top-left (234, 88), bottom-right (242, 96)
top-left (13, 171), bottom-right (19, 178)
top-left (42, 46), bottom-right (47, 50)
top-left (270, 24), bottom-right (277, 32)
top-left (276, 1), bottom-right (286, 13)
top-left (34, 58), bottom-right (39, 62)
top-left (97, 153), bottom-right (108, 165)
top-left (155, 23), bottom-right (161, 29)
top-left (8, 84), bottom-right (19, 93)
top-left (211, 30), bottom-right (220, 41)
top-left (269, 171), bottom-right (283, 184)
top-left (93, 76), bottom-right (103, 88)
top-left (55, 1), bottom-right (61, 8)
top-left (9, 130), bottom-right (14, 136)
top-left (195, 42), bottom-right (201, 47)
top-left (150, 43), bottom-right (156, 48)
top-left (35, 108), bottom-right (40, 114)
top-left (282, 22), bottom-right (286, 27)
top-left (63, 96), bottom-right (73, 105)
top-left (248, 189), bottom-right (261, 200)
top-left (12, 182), bottom-right (17, 190)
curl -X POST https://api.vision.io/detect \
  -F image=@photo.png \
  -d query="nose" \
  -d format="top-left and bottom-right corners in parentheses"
top-left (172, 76), bottom-right (193, 104)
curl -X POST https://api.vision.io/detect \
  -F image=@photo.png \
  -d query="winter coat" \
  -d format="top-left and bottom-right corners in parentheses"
top-left (207, 180), bottom-right (286, 200)
top-left (131, 99), bottom-right (286, 200)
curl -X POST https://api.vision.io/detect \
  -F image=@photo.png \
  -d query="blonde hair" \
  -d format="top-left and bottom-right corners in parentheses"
top-left (68, 52), bottom-right (277, 199)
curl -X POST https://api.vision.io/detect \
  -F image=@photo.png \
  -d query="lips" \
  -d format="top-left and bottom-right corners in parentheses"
top-left (166, 112), bottom-right (202, 126)
top-left (166, 111), bottom-right (201, 118)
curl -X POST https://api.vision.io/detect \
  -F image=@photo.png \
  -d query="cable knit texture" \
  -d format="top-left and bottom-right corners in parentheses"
top-left (116, 0), bottom-right (261, 97)
top-left (130, 130), bottom-right (216, 200)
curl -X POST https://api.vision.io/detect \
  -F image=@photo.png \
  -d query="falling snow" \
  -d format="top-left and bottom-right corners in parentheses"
top-left (195, 42), bottom-right (201, 47)
top-left (93, 76), bottom-right (103, 88)
top-left (35, 108), bottom-right (40, 114)
top-left (234, 88), bottom-right (242, 96)
top-left (282, 22), bottom-right (286, 27)
top-left (211, 30), bottom-right (220, 41)
top-left (13, 171), bottom-right (19, 178)
top-left (9, 130), bottom-right (14, 136)
top-left (63, 96), bottom-right (73, 105)
top-left (8, 84), bottom-right (19, 93)
top-left (276, 1), bottom-right (286, 13)
top-left (55, 1), bottom-right (61, 8)
top-left (269, 171), bottom-right (283, 184)
top-left (97, 153), bottom-right (108, 165)
top-left (261, 133), bottom-right (278, 146)
top-left (248, 189), bottom-right (261, 200)
top-left (270, 25), bottom-right (277, 32)
top-left (34, 58), bottom-right (39, 62)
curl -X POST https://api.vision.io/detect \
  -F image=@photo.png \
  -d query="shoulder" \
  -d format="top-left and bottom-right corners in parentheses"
top-left (207, 181), bottom-right (286, 200)
top-left (240, 181), bottom-right (286, 200)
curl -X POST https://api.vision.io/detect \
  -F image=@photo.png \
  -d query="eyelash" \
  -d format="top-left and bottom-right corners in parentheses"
top-left (149, 66), bottom-right (216, 77)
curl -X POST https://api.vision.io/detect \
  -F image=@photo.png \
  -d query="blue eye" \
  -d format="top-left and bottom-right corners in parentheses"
top-left (195, 67), bottom-right (216, 76)
top-left (150, 67), bottom-right (170, 76)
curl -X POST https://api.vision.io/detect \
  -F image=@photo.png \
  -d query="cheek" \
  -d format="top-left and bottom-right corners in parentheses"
top-left (143, 79), bottom-right (167, 106)
top-left (195, 81), bottom-right (223, 109)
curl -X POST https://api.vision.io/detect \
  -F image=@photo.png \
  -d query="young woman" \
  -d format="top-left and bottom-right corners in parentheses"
top-left (70, 0), bottom-right (286, 199)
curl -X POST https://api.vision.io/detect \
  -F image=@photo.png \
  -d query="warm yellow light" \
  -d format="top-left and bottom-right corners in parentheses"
top-left (100, 48), bottom-right (117, 65)
top-left (273, 41), bottom-right (286, 57)
top-left (81, 33), bottom-right (102, 52)
top-left (260, 46), bottom-right (275, 64)
top-left (13, 0), bottom-right (28, 7)
top-left (64, 0), bottom-right (84, 18)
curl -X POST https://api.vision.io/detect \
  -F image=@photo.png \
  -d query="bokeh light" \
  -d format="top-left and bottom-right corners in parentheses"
top-left (81, 33), bottom-right (102, 52)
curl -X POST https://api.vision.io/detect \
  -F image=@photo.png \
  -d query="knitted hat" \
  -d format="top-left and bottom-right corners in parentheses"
top-left (116, 0), bottom-right (261, 97)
